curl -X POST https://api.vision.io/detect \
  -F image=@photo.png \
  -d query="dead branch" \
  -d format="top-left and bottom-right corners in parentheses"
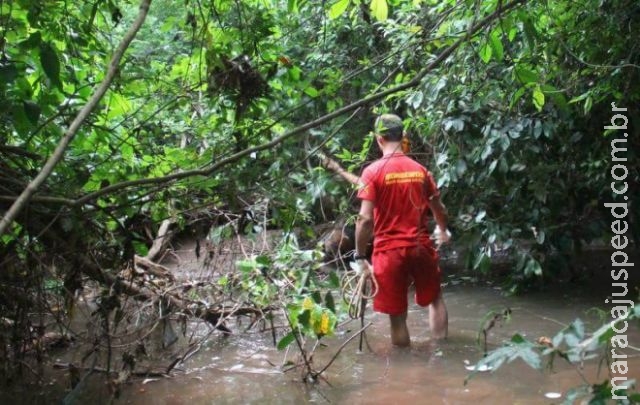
top-left (53, 362), bottom-right (168, 378)
top-left (145, 219), bottom-right (174, 262)
top-left (134, 255), bottom-right (174, 281)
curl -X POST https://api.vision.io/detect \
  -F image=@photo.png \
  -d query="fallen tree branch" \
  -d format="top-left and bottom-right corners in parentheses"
top-left (145, 219), bottom-right (174, 262)
top-left (134, 254), bottom-right (175, 281)
top-left (53, 362), bottom-right (169, 378)
top-left (69, 243), bottom-right (273, 334)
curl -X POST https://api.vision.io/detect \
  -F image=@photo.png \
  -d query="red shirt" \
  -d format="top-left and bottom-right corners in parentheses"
top-left (357, 152), bottom-right (439, 252)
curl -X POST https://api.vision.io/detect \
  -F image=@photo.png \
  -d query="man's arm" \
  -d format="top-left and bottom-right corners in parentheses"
top-left (429, 195), bottom-right (451, 246)
top-left (355, 200), bottom-right (374, 259)
top-left (321, 155), bottom-right (362, 186)
top-left (429, 195), bottom-right (448, 230)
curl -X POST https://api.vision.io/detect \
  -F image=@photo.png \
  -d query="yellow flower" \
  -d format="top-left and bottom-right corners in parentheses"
top-left (302, 296), bottom-right (314, 310)
top-left (320, 312), bottom-right (331, 335)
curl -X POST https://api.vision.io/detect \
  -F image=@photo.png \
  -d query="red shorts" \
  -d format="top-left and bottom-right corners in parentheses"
top-left (371, 245), bottom-right (441, 315)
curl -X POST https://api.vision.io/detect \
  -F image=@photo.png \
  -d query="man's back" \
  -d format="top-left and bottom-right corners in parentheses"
top-left (359, 152), bottom-right (437, 251)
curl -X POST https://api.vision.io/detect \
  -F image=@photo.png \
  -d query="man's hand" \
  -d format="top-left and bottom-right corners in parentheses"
top-left (431, 226), bottom-right (452, 248)
top-left (352, 259), bottom-right (373, 278)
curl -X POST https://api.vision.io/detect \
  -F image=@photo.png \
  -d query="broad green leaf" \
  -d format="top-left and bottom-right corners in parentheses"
top-left (23, 100), bottom-right (41, 125)
top-left (514, 66), bottom-right (538, 84)
top-left (277, 331), bottom-right (296, 350)
top-left (370, 0), bottom-right (388, 21)
top-left (39, 42), bottom-right (62, 89)
top-left (479, 43), bottom-right (492, 63)
top-left (510, 87), bottom-right (526, 108)
top-left (20, 31), bottom-right (42, 49)
top-left (298, 309), bottom-right (311, 328)
top-left (288, 0), bottom-right (298, 13)
top-left (329, 0), bottom-right (350, 19)
top-left (304, 86), bottom-right (318, 97)
top-left (324, 291), bottom-right (336, 313)
top-left (489, 31), bottom-right (503, 62)
top-left (311, 290), bottom-right (322, 304)
top-left (532, 86), bottom-right (545, 111)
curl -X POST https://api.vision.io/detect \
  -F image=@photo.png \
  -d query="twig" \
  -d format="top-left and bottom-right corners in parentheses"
top-left (316, 321), bottom-right (373, 376)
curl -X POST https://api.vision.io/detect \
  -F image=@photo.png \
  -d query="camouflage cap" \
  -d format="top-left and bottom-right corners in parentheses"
top-left (374, 114), bottom-right (404, 139)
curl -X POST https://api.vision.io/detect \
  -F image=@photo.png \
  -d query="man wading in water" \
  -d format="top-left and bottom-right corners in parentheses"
top-left (352, 114), bottom-right (451, 346)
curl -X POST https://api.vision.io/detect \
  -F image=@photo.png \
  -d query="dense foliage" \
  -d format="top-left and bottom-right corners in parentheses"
top-left (1, 0), bottom-right (638, 400)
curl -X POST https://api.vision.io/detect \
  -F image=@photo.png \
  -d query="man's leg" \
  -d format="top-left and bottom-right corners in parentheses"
top-left (389, 312), bottom-right (410, 346)
top-left (428, 293), bottom-right (448, 339)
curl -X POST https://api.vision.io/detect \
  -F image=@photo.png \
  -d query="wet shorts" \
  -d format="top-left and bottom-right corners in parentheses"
top-left (371, 245), bottom-right (441, 315)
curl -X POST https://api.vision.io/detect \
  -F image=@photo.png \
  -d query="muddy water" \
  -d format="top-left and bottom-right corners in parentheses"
top-left (113, 281), bottom-right (640, 405)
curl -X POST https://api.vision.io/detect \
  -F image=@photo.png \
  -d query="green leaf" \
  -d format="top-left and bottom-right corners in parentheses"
top-left (288, 0), bottom-right (299, 13)
top-left (532, 86), bottom-right (545, 111)
top-left (510, 87), bottom-right (526, 108)
top-left (311, 290), bottom-right (322, 304)
top-left (298, 309), bottom-right (311, 327)
top-left (20, 31), bottom-right (43, 49)
top-left (522, 17), bottom-right (537, 51)
top-left (523, 258), bottom-right (542, 277)
top-left (328, 270), bottom-right (340, 288)
top-left (510, 333), bottom-right (526, 343)
top-left (479, 43), bottom-right (492, 63)
top-left (133, 241), bottom-right (149, 256)
top-left (407, 90), bottom-right (424, 109)
top-left (324, 291), bottom-right (336, 313)
top-left (0, 63), bottom-right (19, 85)
top-left (277, 331), bottom-right (296, 350)
top-left (329, 0), bottom-right (350, 19)
top-left (39, 42), bottom-right (62, 89)
top-left (370, 0), bottom-right (388, 21)
top-left (489, 31), bottom-right (504, 62)
top-left (304, 86), bottom-right (318, 97)
top-left (23, 100), bottom-right (41, 125)
top-left (583, 95), bottom-right (593, 115)
top-left (514, 66), bottom-right (538, 84)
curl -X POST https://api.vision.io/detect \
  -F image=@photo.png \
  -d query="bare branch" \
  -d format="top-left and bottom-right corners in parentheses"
top-left (0, 0), bottom-right (153, 236)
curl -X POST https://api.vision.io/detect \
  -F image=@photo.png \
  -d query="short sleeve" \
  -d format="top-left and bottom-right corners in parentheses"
top-left (357, 166), bottom-right (376, 202)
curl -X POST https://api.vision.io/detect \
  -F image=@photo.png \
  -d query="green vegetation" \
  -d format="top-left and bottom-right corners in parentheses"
top-left (1, 0), bottom-right (638, 401)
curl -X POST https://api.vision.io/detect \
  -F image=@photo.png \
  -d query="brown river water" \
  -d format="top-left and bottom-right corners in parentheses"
top-left (111, 283), bottom-right (639, 405)
top-left (2, 239), bottom-right (639, 405)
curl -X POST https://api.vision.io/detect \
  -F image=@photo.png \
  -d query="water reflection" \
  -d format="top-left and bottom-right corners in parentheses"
top-left (114, 283), bottom-right (639, 404)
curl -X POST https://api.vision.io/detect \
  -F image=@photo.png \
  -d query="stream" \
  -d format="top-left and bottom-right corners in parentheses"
top-left (2, 237), bottom-right (639, 404)
top-left (110, 282), bottom-right (638, 404)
